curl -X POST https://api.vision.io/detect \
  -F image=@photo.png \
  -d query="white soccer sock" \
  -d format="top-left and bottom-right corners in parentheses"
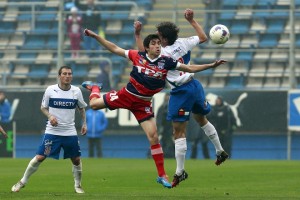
top-left (175, 138), bottom-right (187, 175)
top-left (72, 162), bottom-right (82, 187)
top-left (201, 121), bottom-right (224, 155)
top-left (20, 157), bottom-right (41, 184)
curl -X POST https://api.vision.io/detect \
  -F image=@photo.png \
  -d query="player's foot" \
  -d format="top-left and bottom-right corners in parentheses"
top-left (11, 181), bottom-right (25, 192)
top-left (81, 81), bottom-right (103, 91)
top-left (215, 151), bottom-right (229, 166)
top-left (156, 175), bottom-right (172, 189)
top-left (75, 185), bottom-right (85, 194)
top-left (171, 170), bottom-right (188, 188)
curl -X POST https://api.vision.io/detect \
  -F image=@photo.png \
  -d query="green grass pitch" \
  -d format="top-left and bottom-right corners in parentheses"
top-left (0, 158), bottom-right (299, 199)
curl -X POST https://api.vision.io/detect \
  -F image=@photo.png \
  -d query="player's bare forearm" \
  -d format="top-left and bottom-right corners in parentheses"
top-left (134, 21), bottom-right (145, 51)
top-left (0, 125), bottom-right (7, 138)
top-left (78, 107), bottom-right (87, 135)
top-left (41, 106), bottom-right (58, 126)
top-left (84, 29), bottom-right (126, 57)
top-left (178, 60), bottom-right (227, 73)
top-left (184, 8), bottom-right (208, 43)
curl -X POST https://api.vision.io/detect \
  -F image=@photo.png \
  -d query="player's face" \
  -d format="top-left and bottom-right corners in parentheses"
top-left (147, 38), bottom-right (161, 58)
top-left (59, 68), bottom-right (73, 86)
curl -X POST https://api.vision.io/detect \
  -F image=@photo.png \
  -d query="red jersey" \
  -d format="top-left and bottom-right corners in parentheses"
top-left (125, 50), bottom-right (178, 97)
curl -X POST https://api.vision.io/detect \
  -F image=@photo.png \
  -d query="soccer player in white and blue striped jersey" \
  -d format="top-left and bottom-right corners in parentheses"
top-left (11, 66), bottom-right (87, 193)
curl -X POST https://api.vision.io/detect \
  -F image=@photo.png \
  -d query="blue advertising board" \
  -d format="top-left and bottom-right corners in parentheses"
top-left (288, 90), bottom-right (300, 131)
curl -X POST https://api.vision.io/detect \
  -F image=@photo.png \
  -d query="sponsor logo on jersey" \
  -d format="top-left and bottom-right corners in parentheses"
top-left (135, 65), bottom-right (164, 79)
top-left (178, 109), bottom-right (189, 116)
top-left (157, 62), bottom-right (165, 69)
top-left (171, 47), bottom-right (182, 55)
top-left (49, 98), bottom-right (78, 109)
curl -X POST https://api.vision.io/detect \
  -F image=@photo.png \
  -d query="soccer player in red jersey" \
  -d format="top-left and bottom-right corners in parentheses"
top-left (82, 28), bottom-right (226, 188)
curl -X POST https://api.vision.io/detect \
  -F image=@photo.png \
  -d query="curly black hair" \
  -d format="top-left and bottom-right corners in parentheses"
top-left (156, 22), bottom-right (179, 45)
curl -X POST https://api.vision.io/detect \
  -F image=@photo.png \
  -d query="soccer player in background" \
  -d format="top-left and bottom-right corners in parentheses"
top-left (0, 124), bottom-right (7, 138)
top-left (134, 8), bottom-right (229, 188)
top-left (82, 28), bottom-right (226, 188)
top-left (11, 66), bottom-right (87, 194)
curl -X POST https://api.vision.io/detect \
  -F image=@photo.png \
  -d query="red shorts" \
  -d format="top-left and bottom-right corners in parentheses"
top-left (103, 87), bottom-right (154, 123)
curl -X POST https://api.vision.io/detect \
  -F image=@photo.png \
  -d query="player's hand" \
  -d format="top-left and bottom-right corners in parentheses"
top-left (81, 124), bottom-right (87, 136)
top-left (184, 8), bottom-right (194, 21)
top-left (212, 59), bottom-right (227, 68)
top-left (49, 116), bottom-right (58, 127)
top-left (0, 125), bottom-right (7, 138)
top-left (84, 28), bottom-right (96, 37)
top-left (134, 21), bottom-right (142, 35)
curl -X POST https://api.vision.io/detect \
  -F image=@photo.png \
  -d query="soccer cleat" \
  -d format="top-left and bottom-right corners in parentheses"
top-left (171, 170), bottom-right (188, 188)
top-left (11, 181), bottom-right (25, 192)
top-left (215, 151), bottom-right (229, 166)
top-left (156, 175), bottom-right (172, 189)
top-left (75, 185), bottom-right (85, 194)
top-left (81, 81), bottom-right (103, 91)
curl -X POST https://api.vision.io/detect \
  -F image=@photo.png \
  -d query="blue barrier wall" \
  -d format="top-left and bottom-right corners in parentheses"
top-left (15, 134), bottom-right (300, 160)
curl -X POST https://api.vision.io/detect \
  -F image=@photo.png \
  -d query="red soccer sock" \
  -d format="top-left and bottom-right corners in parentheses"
top-left (151, 144), bottom-right (166, 177)
top-left (89, 85), bottom-right (101, 100)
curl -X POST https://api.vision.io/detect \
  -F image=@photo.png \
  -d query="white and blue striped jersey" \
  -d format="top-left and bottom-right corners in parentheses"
top-left (41, 84), bottom-right (87, 136)
top-left (161, 36), bottom-right (200, 88)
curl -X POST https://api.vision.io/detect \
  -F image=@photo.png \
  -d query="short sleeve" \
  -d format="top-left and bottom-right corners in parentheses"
top-left (41, 87), bottom-right (51, 108)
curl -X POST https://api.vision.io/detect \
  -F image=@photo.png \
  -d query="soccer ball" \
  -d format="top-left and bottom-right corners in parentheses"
top-left (209, 24), bottom-right (230, 44)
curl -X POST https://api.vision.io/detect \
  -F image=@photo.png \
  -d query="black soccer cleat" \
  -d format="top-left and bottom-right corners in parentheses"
top-left (171, 170), bottom-right (188, 188)
top-left (215, 151), bottom-right (229, 166)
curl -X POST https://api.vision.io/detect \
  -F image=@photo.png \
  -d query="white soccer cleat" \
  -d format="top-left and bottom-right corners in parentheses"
top-left (75, 186), bottom-right (85, 194)
top-left (11, 181), bottom-right (25, 192)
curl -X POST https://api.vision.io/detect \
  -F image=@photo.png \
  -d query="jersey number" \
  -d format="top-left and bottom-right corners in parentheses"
top-left (109, 91), bottom-right (119, 101)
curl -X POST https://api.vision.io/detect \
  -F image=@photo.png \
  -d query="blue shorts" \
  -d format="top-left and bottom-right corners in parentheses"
top-left (167, 79), bottom-right (211, 122)
top-left (36, 134), bottom-right (81, 159)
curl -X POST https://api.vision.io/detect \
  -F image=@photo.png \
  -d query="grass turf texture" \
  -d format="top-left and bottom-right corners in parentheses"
top-left (0, 158), bottom-right (299, 200)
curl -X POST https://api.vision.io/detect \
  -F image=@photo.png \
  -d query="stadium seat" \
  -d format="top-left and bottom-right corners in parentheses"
top-left (222, 0), bottom-right (240, 6)
top-left (0, 22), bottom-right (17, 34)
top-left (239, 0), bottom-right (257, 6)
top-left (226, 75), bottom-right (245, 88)
top-left (45, 35), bottom-right (57, 49)
top-left (72, 63), bottom-right (89, 78)
top-left (270, 5), bottom-right (289, 18)
top-left (27, 64), bottom-right (49, 78)
top-left (22, 35), bottom-right (46, 49)
top-left (236, 51), bottom-right (254, 61)
top-left (32, 21), bottom-right (52, 34)
top-left (208, 76), bottom-right (226, 88)
top-left (230, 20), bottom-right (251, 34)
top-left (296, 35), bottom-right (300, 47)
top-left (266, 20), bottom-right (285, 33)
top-left (259, 34), bottom-right (279, 48)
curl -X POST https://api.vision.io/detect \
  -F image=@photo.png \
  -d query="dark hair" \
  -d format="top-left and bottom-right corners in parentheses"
top-left (156, 21), bottom-right (179, 45)
top-left (143, 34), bottom-right (160, 50)
top-left (58, 65), bottom-right (72, 75)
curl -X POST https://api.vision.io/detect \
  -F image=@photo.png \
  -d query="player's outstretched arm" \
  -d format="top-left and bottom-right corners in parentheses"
top-left (177, 59), bottom-right (227, 73)
top-left (184, 8), bottom-right (208, 43)
top-left (0, 125), bottom-right (7, 138)
top-left (134, 21), bottom-right (145, 51)
top-left (84, 29), bottom-right (126, 57)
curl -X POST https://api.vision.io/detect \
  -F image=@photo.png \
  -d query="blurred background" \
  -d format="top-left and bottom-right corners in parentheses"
top-left (0, 0), bottom-right (299, 160)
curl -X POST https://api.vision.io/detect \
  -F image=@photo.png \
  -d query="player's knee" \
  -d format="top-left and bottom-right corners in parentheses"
top-left (35, 155), bottom-right (46, 162)
top-left (71, 157), bottom-right (81, 166)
